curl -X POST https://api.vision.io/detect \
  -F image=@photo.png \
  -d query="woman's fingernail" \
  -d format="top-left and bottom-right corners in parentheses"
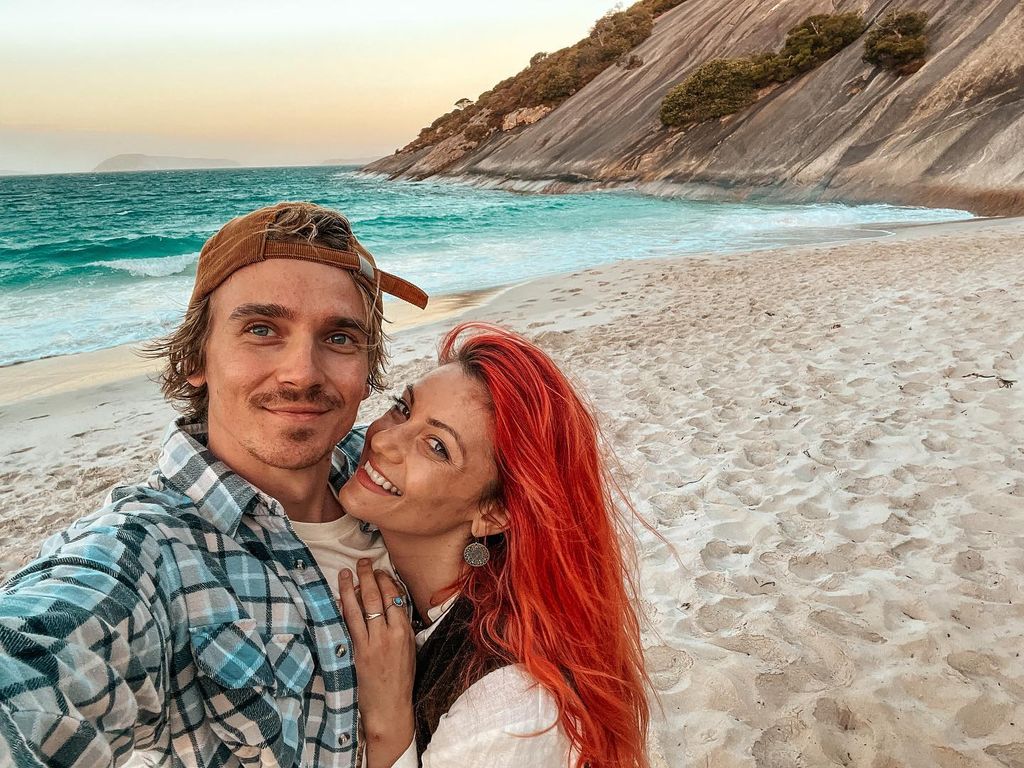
top-left (340, 569), bottom-right (352, 579)
top-left (358, 558), bottom-right (371, 566)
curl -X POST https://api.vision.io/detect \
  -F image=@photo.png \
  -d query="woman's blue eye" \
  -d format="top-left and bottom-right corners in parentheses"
top-left (427, 438), bottom-right (450, 460)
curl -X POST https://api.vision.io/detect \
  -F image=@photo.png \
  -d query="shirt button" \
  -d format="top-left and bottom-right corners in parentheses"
top-left (335, 644), bottom-right (347, 658)
top-left (339, 733), bottom-right (351, 746)
top-left (295, 559), bottom-right (307, 571)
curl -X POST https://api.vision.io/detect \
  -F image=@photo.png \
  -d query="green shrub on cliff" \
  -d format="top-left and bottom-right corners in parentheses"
top-left (774, 13), bottom-right (866, 76)
top-left (863, 11), bottom-right (929, 74)
top-left (534, 62), bottom-right (579, 101)
top-left (744, 51), bottom-right (790, 88)
top-left (660, 12), bottom-right (865, 127)
top-left (660, 58), bottom-right (758, 126)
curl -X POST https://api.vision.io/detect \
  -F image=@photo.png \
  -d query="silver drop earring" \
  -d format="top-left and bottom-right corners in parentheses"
top-left (463, 539), bottom-right (490, 567)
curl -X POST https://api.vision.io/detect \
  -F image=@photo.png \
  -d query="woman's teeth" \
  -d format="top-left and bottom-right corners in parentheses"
top-left (365, 463), bottom-right (403, 496)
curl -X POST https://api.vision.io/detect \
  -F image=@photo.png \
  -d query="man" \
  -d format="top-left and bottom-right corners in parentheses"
top-left (0, 202), bottom-right (428, 767)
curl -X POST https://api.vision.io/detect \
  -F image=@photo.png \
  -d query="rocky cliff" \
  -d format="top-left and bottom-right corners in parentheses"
top-left (366, 0), bottom-right (1024, 215)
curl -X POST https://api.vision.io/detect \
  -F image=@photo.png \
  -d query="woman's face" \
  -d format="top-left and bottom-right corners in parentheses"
top-left (338, 363), bottom-right (500, 539)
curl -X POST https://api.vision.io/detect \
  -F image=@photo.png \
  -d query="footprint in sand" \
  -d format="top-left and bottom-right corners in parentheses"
top-left (810, 610), bottom-right (886, 643)
top-left (700, 539), bottom-right (748, 571)
top-left (953, 550), bottom-right (985, 575)
top-left (740, 442), bottom-right (778, 469)
top-left (984, 744), bottom-right (1024, 767)
top-left (695, 599), bottom-right (745, 633)
top-left (956, 695), bottom-right (1012, 738)
top-left (643, 645), bottom-right (694, 691)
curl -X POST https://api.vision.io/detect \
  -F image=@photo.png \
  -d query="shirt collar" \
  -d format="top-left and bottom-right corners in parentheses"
top-left (156, 419), bottom-right (260, 538)
top-left (415, 592), bottom-right (460, 649)
top-left (156, 418), bottom-right (364, 538)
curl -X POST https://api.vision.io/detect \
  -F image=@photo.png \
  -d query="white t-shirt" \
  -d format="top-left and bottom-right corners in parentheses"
top-left (289, 514), bottom-right (396, 598)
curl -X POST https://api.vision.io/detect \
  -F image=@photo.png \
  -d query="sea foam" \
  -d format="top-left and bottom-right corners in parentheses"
top-left (90, 252), bottom-right (199, 279)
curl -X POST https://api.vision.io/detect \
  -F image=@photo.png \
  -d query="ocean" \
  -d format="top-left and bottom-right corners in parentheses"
top-left (0, 165), bottom-right (972, 367)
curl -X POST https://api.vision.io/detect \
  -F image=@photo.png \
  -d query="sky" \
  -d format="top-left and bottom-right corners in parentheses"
top-left (1, 0), bottom-right (619, 174)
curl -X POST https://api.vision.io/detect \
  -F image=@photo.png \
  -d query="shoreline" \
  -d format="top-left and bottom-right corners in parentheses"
top-left (1, 213), bottom-right (999, 408)
top-left (362, 168), bottom-right (1024, 218)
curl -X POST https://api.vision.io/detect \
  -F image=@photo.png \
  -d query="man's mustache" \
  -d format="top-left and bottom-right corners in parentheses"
top-left (250, 386), bottom-right (343, 410)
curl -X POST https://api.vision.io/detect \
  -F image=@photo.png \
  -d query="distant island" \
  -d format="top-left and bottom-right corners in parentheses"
top-left (93, 154), bottom-right (240, 172)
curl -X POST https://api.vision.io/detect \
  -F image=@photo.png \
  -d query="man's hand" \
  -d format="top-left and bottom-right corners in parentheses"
top-left (338, 560), bottom-right (416, 768)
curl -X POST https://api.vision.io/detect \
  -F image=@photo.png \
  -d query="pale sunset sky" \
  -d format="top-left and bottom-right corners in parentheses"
top-left (1, 0), bottom-right (619, 174)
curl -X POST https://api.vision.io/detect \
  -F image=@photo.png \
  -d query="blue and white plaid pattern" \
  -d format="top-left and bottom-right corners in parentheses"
top-left (0, 419), bottom-right (367, 768)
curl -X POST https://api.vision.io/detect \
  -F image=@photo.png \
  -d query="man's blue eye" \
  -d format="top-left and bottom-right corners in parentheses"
top-left (248, 325), bottom-right (272, 337)
top-left (329, 333), bottom-right (354, 345)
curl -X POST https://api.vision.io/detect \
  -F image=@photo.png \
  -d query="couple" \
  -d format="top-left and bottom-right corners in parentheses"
top-left (0, 203), bottom-right (649, 768)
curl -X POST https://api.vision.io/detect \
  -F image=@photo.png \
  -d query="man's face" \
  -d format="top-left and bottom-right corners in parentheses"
top-left (189, 258), bottom-right (371, 475)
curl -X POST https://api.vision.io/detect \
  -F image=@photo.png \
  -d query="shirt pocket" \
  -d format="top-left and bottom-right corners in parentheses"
top-left (189, 618), bottom-right (314, 766)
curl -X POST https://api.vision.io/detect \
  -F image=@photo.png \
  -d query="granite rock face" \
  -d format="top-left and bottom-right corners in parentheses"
top-left (366, 0), bottom-right (1024, 214)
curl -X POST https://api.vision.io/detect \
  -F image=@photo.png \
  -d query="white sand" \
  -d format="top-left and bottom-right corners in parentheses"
top-left (2, 218), bottom-right (1023, 766)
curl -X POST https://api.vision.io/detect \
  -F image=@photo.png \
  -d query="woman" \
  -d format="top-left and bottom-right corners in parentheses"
top-left (336, 322), bottom-right (650, 768)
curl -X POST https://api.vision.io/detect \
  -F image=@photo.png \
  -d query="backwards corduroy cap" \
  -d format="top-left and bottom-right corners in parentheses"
top-left (189, 202), bottom-right (428, 309)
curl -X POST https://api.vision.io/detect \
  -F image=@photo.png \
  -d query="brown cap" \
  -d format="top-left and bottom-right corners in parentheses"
top-left (189, 202), bottom-right (428, 309)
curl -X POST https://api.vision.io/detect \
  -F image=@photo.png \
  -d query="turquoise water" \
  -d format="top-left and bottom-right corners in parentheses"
top-left (0, 165), bottom-right (972, 366)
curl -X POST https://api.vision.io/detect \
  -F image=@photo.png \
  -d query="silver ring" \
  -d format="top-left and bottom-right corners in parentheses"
top-left (363, 612), bottom-right (384, 621)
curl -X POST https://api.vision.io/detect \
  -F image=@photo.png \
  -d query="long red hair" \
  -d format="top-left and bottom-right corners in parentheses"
top-left (439, 322), bottom-right (650, 768)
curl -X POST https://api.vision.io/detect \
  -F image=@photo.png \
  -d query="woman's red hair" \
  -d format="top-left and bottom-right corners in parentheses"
top-left (439, 321), bottom-right (650, 768)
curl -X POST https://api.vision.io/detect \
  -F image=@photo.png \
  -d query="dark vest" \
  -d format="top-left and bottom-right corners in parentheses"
top-left (412, 597), bottom-right (509, 760)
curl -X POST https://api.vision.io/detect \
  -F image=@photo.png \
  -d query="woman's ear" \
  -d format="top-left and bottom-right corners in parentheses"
top-left (471, 501), bottom-right (508, 538)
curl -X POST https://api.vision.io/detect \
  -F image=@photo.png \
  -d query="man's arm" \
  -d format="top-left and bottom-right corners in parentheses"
top-left (0, 514), bottom-right (174, 767)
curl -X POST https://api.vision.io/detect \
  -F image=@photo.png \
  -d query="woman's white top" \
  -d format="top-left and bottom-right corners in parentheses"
top-left (389, 596), bottom-right (575, 768)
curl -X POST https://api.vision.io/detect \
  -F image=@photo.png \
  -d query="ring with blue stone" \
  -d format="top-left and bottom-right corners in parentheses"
top-left (389, 596), bottom-right (405, 609)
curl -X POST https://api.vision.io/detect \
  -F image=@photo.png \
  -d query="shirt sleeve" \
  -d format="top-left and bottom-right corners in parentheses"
top-left (0, 513), bottom-right (174, 767)
top-left (414, 665), bottom-right (574, 768)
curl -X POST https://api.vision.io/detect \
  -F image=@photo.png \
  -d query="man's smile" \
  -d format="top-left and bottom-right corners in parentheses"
top-left (258, 404), bottom-right (335, 424)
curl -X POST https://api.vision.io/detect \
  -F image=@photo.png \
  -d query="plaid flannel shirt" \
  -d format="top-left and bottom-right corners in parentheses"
top-left (0, 419), bottom-right (367, 768)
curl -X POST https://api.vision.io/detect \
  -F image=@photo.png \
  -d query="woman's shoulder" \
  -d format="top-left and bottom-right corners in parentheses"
top-left (448, 663), bottom-right (557, 718)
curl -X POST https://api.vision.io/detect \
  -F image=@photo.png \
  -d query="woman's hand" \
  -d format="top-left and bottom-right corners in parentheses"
top-left (338, 559), bottom-right (416, 768)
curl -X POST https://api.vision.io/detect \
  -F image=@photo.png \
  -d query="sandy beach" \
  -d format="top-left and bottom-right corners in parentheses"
top-left (2, 217), bottom-right (1022, 766)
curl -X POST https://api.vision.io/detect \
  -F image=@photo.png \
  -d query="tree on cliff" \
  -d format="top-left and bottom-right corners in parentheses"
top-left (863, 11), bottom-right (929, 74)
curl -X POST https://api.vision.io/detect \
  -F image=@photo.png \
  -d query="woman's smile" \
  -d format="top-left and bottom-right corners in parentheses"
top-left (356, 459), bottom-right (403, 496)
